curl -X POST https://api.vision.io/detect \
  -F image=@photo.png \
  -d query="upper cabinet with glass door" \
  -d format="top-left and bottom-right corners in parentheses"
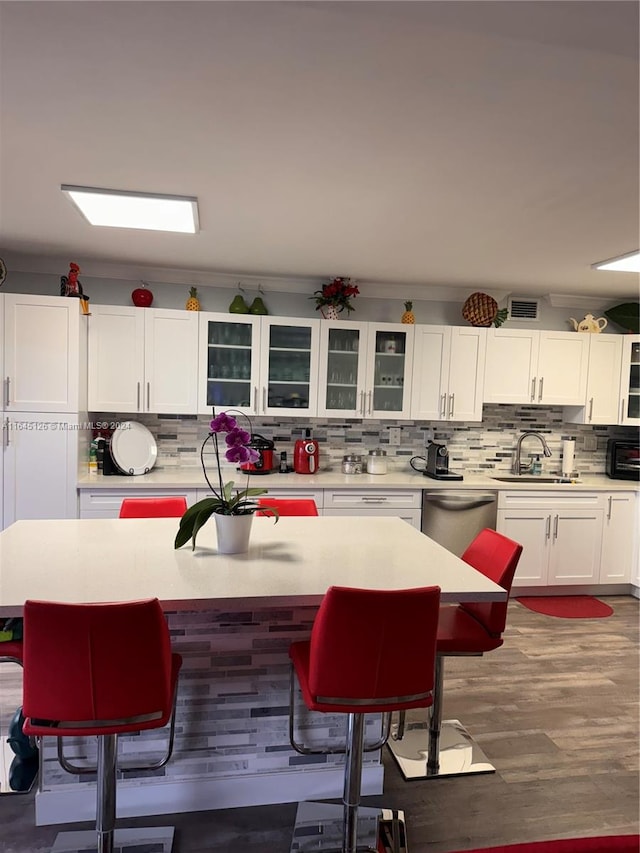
top-left (619, 335), bottom-right (640, 425)
top-left (198, 314), bottom-right (320, 417)
top-left (318, 321), bottom-right (414, 419)
top-left (198, 313), bottom-right (261, 415)
top-left (259, 318), bottom-right (320, 417)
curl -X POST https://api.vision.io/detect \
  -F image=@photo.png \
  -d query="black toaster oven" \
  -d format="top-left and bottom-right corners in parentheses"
top-left (606, 439), bottom-right (640, 480)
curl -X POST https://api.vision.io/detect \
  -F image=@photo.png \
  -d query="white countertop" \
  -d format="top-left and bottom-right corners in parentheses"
top-left (77, 468), bottom-right (639, 492)
top-left (0, 516), bottom-right (506, 615)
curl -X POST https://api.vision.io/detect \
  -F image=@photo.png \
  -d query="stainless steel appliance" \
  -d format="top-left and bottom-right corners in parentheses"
top-left (606, 438), bottom-right (640, 480)
top-left (421, 491), bottom-right (498, 556)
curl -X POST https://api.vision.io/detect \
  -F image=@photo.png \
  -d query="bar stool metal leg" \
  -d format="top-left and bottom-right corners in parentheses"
top-left (344, 713), bottom-right (364, 853)
top-left (387, 654), bottom-right (496, 781)
top-left (96, 735), bottom-right (117, 853)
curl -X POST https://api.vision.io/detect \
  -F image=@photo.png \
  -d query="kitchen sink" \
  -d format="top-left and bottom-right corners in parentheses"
top-left (491, 476), bottom-right (578, 484)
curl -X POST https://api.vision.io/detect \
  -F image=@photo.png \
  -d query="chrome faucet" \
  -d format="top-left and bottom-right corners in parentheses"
top-left (512, 431), bottom-right (552, 475)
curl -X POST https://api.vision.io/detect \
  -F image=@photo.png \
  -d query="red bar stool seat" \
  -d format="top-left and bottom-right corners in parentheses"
top-left (388, 528), bottom-right (522, 781)
top-left (256, 498), bottom-right (319, 516)
top-left (22, 598), bottom-right (182, 853)
top-left (119, 497), bottom-right (187, 518)
top-left (288, 584), bottom-right (440, 853)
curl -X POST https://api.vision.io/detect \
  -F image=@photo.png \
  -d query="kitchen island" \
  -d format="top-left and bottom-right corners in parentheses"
top-left (0, 516), bottom-right (505, 825)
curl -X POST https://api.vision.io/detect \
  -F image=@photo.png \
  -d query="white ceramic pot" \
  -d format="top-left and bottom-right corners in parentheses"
top-left (214, 513), bottom-right (253, 554)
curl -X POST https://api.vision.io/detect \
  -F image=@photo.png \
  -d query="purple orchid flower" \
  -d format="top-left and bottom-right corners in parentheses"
top-left (225, 427), bottom-right (251, 447)
top-left (210, 413), bottom-right (237, 434)
top-left (226, 445), bottom-right (260, 464)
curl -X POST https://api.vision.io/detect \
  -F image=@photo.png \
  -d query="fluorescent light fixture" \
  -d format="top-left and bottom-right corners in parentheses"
top-left (61, 185), bottom-right (199, 233)
top-left (592, 250), bottom-right (640, 273)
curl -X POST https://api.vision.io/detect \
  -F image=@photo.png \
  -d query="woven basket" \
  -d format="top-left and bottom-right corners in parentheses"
top-left (462, 292), bottom-right (498, 327)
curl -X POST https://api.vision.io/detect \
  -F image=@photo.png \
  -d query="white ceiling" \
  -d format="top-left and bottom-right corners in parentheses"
top-left (1, 1), bottom-right (639, 302)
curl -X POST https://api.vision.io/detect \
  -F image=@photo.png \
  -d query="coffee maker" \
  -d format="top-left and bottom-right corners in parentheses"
top-left (425, 441), bottom-right (463, 481)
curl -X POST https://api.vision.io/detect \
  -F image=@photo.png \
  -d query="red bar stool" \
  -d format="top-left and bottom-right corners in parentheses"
top-left (119, 496), bottom-right (187, 518)
top-left (256, 498), bottom-right (319, 516)
top-left (22, 598), bottom-right (182, 853)
top-left (288, 584), bottom-right (441, 853)
top-left (388, 529), bottom-right (522, 781)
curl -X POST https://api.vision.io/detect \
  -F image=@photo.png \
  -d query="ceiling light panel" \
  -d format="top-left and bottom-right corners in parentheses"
top-left (61, 186), bottom-right (199, 233)
top-left (592, 250), bottom-right (640, 273)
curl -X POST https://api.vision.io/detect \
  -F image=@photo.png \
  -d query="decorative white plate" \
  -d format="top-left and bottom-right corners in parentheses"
top-left (110, 421), bottom-right (158, 475)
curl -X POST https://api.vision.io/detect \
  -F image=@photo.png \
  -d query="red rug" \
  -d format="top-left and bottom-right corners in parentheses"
top-left (515, 595), bottom-right (614, 619)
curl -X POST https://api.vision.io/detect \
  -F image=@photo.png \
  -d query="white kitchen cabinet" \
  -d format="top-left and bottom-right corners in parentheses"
top-left (3, 413), bottom-right (80, 527)
top-left (600, 492), bottom-right (637, 583)
top-left (410, 325), bottom-right (486, 421)
top-left (3, 293), bottom-right (82, 413)
top-left (497, 491), bottom-right (603, 587)
top-left (88, 305), bottom-right (199, 414)
top-left (198, 313), bottom-right (320, 417)
top-left (323, 489), bottom-right (422, 529)
top-left (484, 329), bottom-right (589, 406)
top-left (563, 335), bottom-right (624, 425)
top-left (79, 488), bottom-right (198, 519)
top-left (618, 336), bottom-right (640, 425)
top-left (318, 322), bottom-right (414, 419)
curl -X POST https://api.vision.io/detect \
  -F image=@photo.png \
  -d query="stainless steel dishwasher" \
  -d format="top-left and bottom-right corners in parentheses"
top-left (421, 491), bottom-right (498, 556)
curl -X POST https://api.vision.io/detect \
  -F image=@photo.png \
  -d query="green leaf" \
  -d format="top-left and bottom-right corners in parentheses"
top-left (604, 302), bottom-right (640, 334)
top-left (189, 505), bottom-right (219, 550)
top-left (174, 498), bottom-right (221, 549)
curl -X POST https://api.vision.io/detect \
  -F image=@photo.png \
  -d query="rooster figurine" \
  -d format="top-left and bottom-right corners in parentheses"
top-left (60, 262), bottom-right (90, 315)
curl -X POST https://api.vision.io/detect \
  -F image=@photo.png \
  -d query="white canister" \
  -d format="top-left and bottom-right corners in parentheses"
top-left (366, 449), bottom-right (388, 475)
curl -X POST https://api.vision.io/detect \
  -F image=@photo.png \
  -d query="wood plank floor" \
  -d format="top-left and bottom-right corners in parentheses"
top-left (0, 595), bottom-right (638, 853)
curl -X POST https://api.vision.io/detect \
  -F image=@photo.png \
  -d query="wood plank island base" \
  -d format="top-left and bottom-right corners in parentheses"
top-left (0, 517), bottom-right (505, 825)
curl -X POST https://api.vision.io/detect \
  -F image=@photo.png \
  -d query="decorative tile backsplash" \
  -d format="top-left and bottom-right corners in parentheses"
top-left (102, 406), bottom-right (637, 476)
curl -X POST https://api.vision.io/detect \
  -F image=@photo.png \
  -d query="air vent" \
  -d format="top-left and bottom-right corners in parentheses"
top-left (508, 297), bottom-right (539, 321)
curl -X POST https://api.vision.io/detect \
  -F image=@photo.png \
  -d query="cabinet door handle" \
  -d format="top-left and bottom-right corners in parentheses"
top-left (607, 496), bottom-right (613, 520)
top-left (367, 390), bottom-right (372, 415)
top-left (5, 377), bottom-right (10, 408)
top-left (545, 515), bottom-right (551, 540)
top-left (620, 398), bottom-right (626, 422)
top-left (262, 387), bottom-right (267, 413)
top-left (146, 382), bottom-right (150, 411)
top-left (552, 513), bottom-right (559, 541)
top-left (449, 393), bottom-right (455, 417)
top-left (531, 378), bottom-right (536, 402)
top-left (440, 393), bottom-right (447, 418)
top-left (588, 398), bottom-right (594, 423)
top-left (4, 417), bottom-right (9, 448)
top-left (362, 497), bottom-right (387, 503)
top-left (360, 390), bottom-right (365, 416)
top-left (538, 377), bottom-right (544, 402)
top-left (137, 382), bottom-right (141, 412)
top-left (253, 386), bottom-right (258, 412)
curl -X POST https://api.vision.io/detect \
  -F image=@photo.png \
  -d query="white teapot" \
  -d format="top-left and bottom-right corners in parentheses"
top-left (569, 314), bottom-right (608, 333)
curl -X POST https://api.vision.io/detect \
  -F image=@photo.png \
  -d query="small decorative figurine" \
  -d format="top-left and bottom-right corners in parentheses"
top-left (185, 287), bottom-right (201, 311)
top-left (60, 262), bottom-right (90, 315)
top-left (131, 282), bottom-right (154, 307)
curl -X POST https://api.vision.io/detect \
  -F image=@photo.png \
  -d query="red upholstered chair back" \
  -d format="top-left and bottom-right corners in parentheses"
top-left (256, 498), bottom-right (319, 517)
top-left (23, 598), bottom-right (173, 724)
top-left (460, 529), bottom-right (523, 636)
top-left (119, 497), bottom-right (187, 518)
top-left (308, 585), bottom-right (440, 706)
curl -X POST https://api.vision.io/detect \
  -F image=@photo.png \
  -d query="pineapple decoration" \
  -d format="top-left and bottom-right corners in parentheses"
top-left (186, 287), bottom-right (201, 312)
top-left (401, 301), bottom-right (415, 324)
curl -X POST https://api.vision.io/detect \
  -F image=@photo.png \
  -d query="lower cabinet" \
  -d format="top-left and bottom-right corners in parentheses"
top-left (323, 489), bottom-right (422, 530)
top-left (600, 492), bottom-right (637, 584)
top-left (79, 488), bottom-right (198, 519)
top-left (497, 490), bottom-right (637, 588)
top-left (497, 491), bottom-right (604, 587)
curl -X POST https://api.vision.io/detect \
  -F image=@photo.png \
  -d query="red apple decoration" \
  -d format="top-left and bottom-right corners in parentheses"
top-left (131, 286), bottom-right (153, 307)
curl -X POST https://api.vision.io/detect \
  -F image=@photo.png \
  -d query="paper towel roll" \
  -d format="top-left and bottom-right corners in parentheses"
top-left (561, 439), bottom-right (575, 476)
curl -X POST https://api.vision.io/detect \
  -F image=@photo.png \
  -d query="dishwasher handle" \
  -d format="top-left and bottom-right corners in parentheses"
top-left (423, 492), bottom-right (497, 512)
